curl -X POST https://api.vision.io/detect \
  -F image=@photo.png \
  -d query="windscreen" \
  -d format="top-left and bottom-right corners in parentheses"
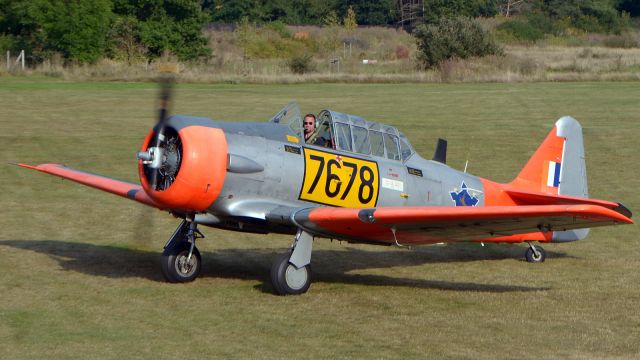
top-left (270, 102), bottom-right (302, 137)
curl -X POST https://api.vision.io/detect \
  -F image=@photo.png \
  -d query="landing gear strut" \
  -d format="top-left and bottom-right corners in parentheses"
top-left (271, 230), bottom-right (313, 295)
top-left (525, 242), bottom-right (546, 263)
top-left (161, 219), bottom-right (204, 282)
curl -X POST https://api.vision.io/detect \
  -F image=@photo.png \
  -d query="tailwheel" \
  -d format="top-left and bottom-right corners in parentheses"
top-left (525, 243), bottom-right (546, 263)
top-left (270, 252), bottom-right (311, 295)
top-left (161, 241), bottom-right (202, 283)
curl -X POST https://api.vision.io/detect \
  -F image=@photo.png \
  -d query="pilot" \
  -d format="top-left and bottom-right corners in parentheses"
top-left (303, 114), bottom-right (331, 147)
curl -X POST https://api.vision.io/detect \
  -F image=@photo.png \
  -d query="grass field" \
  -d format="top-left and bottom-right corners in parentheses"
top-left (1, 77), bottom-right (639, 359)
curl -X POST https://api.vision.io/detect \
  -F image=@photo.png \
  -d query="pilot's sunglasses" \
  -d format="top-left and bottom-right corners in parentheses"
top-left (304, 122), bottom-right (314, 125)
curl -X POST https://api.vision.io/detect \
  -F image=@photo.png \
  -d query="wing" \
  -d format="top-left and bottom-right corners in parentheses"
top-left (17, 163), bottom-right (162, 209)
top-left (291, 205), bottom-right (633, 245)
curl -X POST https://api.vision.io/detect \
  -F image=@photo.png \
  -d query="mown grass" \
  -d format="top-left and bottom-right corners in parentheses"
top-left (1, 78), bottom-right (639, 359)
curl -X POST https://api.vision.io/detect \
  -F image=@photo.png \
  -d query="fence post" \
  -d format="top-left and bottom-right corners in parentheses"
top-left (6, 51), bottom-right (9, 70)
top-left (15, 50), bottom-right (25, 70)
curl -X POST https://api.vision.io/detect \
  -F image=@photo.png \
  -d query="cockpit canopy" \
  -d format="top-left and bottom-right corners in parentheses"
top-left (271, 102), bottom-right (415, 162)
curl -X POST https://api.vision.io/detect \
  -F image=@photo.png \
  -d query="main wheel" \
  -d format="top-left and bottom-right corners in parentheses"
top-left (270, 252), bottom-right (311, 295)
top-left (161, 241), bottom-right (202, 283)
top-left (525, 245), bottom-right (546, 263)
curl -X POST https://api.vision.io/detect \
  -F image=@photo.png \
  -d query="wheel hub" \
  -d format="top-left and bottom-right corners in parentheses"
top-left (175, 252), bottom-right (197, 276)
top-left (285, 264), bottom-right (308, 290)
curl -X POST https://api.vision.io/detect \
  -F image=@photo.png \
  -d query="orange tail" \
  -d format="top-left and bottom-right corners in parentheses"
top-left (510, 116), bottom-right (588, 198)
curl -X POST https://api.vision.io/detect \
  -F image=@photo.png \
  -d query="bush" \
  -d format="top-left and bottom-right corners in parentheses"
top-left (526, 13), bottom-right (564, 36)
top-left (497, 20), bottom-right (545, 42)
top-left (264, 20), bottom-right (291, 38)
top-left (287, 53), bottom-right (315, 74)
top-left (236, 19), bottom-right (318, 60)
top-left (413, 17), bottom-right (502, 69)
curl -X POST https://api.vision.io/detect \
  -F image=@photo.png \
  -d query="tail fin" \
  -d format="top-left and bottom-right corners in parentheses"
top-left (511, 116), bottom-right (588, 198)
top-left (510, 117), bottom-right (589, 241)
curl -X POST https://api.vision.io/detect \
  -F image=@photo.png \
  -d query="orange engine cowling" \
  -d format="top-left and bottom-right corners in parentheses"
top-left (138, 125), bottom-right (227, 211)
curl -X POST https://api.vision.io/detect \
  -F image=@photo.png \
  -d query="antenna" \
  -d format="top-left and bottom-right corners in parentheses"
top-left (463, 135), bottom-right (474, 173)
top-left (432, 138), bottom-right (447, 164)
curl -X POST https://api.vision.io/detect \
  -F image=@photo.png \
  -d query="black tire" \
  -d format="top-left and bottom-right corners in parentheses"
top-left (161, 241), bottom-right (202, 283)
top-left (525, 245), bottom-right (546, 263)
top-left (270, 252), bottom-right (311, 295)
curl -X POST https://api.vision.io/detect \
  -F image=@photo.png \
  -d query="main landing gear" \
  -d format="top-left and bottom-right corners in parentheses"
top-left (161, 219), bottom-right (204, 283)
top-left (271, 230), bottom-right (313, 295)
top-left (159, 221), bottom-right (314, 295)
top-left (525, 242), bottom-right (546, 263)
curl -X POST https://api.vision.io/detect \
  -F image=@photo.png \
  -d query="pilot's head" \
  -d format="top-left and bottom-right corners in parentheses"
top-left (303, 114), bottom-right (316, 139)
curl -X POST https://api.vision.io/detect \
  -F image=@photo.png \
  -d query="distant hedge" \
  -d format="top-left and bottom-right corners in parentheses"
top-left (414, 17), bottom-right (502, 69)
top-left (498, 0), bottom-right (632, 42)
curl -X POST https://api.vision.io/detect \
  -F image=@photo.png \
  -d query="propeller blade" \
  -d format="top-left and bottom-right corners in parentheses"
top-left (153, 74), bottom-right (174, 145)
top-left (148, 75), bottom-right (175, 190)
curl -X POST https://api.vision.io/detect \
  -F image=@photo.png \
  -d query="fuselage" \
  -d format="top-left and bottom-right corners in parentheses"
top-left (162, 114), bottom-right (485, 235)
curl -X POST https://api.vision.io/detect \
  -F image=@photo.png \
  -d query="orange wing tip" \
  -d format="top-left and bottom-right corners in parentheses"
top-left (588, 205), bottom-right (633, 224)
top-left (614, 203), bottom-right (633, 219)
top-left (567, 204), bottom-right (633, 224)
top-left (15, 163), bottom-right (64, 172)
top-left (14, 163), bottom-right (38, 169)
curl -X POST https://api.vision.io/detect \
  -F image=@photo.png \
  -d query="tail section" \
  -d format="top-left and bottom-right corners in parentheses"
top-left (510, 117), bottom-right (590, 241)
top-left (511, 116), bottom-right (588, 198)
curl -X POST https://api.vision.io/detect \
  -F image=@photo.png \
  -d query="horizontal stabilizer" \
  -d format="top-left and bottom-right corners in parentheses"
top-left (505, 188), bottom-right (631, 217)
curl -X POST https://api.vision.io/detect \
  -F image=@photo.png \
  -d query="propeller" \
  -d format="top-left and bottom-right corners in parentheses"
top-left (132, 72), bottom-right (175, 243)
top-left (137, 74), bottom-right (175, 190)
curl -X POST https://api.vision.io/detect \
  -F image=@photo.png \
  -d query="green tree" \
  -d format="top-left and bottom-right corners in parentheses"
top-left (344, 6), bottom-right (357, 31)
top-left (204, 0), bottom-right (260, 23)
top-left (617, 0), bottom-right (640, 17)
top-left (534, 0), bottom-right (630, 33)
top-left (46, 0), bottom-right (112, 63)
top-left (0, 0), bottom-right (51, 62)
top-left (260, 0), bottom-right (296, 22)
top-left (291, 0), bottom-right (335, 25)
top-left (108, 15), bottom-right (147, 63)
top-left (421, 0), bottom-right (498, 24)
top-left (323, 10), bottom-right (341, 26)
top-left (205, 0), bottom-right (322, 25)
top-left (0, 0), bottom-right (112, 64)
top-left (335, 0), bottom-right (397, 25)
top-left (113, 0), bottom-right (211, 61)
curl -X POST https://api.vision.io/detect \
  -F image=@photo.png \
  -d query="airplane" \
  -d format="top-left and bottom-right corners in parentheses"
top-left (17, 80), bottom-right (633, 295)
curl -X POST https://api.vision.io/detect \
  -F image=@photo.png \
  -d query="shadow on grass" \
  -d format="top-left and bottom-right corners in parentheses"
top-left (0, 240), bottom-right (562, 293)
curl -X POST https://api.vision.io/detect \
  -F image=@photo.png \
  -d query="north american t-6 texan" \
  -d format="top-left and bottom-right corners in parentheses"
top-left (18, 81), bottom-right (633, 295)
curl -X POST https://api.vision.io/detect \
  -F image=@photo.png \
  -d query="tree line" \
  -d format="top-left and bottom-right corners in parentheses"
top-left (0, 0), bottom-right (211, 64)
top-left (0, 0), bottom-right (637, 65)
top-left (205, 0), bottom-right (639, 27)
